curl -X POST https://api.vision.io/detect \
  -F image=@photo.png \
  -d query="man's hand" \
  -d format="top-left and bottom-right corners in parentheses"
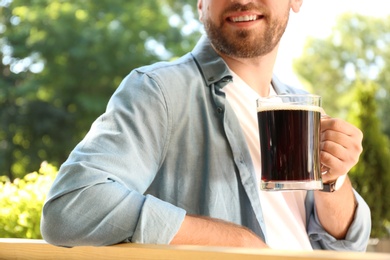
top-left (320, 116), bottom-right (363, 183)
top-left (314, 116), bottom-right (362, 239)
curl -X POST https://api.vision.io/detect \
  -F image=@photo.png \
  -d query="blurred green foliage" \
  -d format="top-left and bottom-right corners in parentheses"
top-left (347, 81), bottom-right (390, 238)
top-left (0, 162), bottom-right (56, 239)
top-left (0, 0), bottom-right (201, 180)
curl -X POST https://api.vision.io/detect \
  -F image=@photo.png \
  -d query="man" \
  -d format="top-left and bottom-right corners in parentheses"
top-left (41, 0), bottom-right (371, 250)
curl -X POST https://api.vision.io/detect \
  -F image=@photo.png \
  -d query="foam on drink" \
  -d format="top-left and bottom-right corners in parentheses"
top-left (257, 104), bottom-right (322, 113)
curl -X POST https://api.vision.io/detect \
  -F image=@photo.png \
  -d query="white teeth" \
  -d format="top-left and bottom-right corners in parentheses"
top-left (231, 15), bottom-right (258, 22)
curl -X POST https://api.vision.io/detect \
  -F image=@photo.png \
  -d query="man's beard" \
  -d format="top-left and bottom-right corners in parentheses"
top-left (203, 3), bottom-right (290, 59)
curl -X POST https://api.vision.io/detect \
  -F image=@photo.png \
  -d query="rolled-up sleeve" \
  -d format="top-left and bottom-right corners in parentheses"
top-left (307, 190), bottom-right (371, 251)
top-left (41, 70), bottom-right (186, 246)
top-left (131, 195), bottom-right (186, 244)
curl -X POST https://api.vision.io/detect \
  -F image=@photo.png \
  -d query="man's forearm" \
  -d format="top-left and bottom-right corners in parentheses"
top-left (314, 176), bottom-right (357, 239)
top-left (170, 215), bottom-right (268, 248)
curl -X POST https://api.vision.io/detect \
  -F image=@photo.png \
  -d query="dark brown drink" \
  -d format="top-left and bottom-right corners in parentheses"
top-left (257, 104), bottom-right (322, 190)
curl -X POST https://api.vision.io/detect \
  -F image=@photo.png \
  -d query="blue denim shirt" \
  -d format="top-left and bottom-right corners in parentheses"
top-left (41, 36), bottom-right (371, 250)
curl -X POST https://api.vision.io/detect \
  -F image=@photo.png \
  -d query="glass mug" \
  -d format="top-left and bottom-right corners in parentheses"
top-left (257, 94), bottom-right (323, 191)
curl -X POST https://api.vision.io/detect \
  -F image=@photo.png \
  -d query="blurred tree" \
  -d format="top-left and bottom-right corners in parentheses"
top-left (348, 80), bottom-right (390, 238)
top-left (294, 14), bottom-right (390, 133)
top-left (0, 0), bottom-right (202, 180)
top-left (0, 50), bottom-right (26, 180)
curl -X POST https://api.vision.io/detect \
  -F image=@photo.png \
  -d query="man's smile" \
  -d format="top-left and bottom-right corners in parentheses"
top-left (229, 15), bottom-right (263, 23)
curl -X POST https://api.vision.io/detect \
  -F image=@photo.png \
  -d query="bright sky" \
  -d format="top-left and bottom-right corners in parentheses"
top-left (274, 0), bottom-right (390, 88)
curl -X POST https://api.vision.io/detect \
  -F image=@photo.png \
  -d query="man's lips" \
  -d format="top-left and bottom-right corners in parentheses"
top-left (227, 14), bottom-right (264, 23)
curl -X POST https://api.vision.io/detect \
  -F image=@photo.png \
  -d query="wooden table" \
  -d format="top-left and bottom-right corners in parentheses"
top-left (0, 239), bottom-right (389, 260)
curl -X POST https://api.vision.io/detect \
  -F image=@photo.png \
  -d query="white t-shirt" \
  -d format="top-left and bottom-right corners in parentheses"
top-left (223, 71), bottom-right (313, 250)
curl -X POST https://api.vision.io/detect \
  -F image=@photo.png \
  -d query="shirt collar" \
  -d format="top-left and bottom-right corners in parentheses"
top-left (191, 35), bottom-right (233, 86)
top-left (271, 75), bottom-right (292, 95)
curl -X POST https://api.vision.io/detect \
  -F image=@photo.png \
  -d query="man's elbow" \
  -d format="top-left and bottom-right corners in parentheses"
top-left (40, 200), bottom-right (76, 247)
top-left (40, 197), bottom-right (133, 247)
top-left (40, 198), bottom-right (95, 247)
